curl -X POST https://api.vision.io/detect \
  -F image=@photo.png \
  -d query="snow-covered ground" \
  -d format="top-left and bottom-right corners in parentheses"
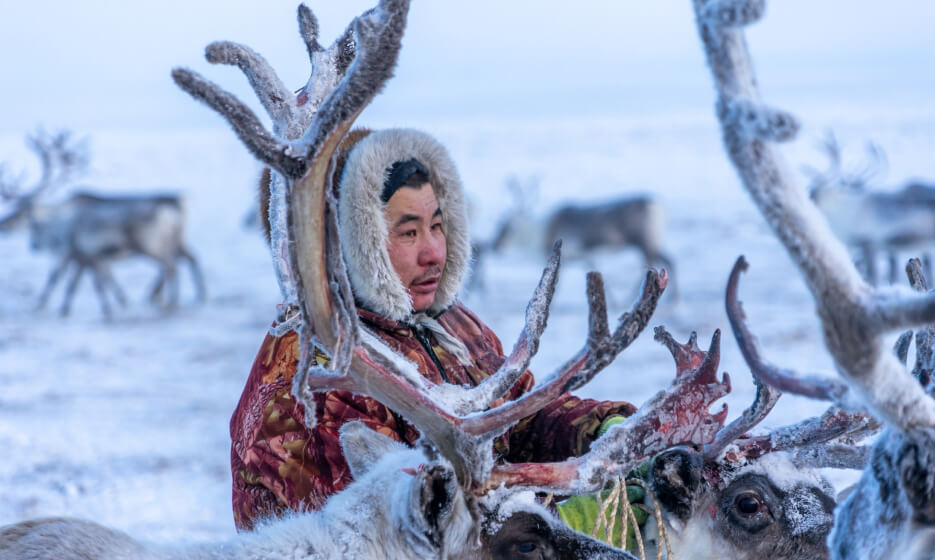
top-left (1, 105), bottom-right (934, 544)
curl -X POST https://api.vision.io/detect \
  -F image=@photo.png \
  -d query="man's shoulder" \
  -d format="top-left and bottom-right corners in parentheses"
top-left (438, 301), bottom-right (491, 331)
top-left (436, 301), bottom-right (504, 354)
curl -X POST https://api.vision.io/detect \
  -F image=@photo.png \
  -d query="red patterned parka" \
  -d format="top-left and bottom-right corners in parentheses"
top-left (230, 303), bottom-right (636, 530)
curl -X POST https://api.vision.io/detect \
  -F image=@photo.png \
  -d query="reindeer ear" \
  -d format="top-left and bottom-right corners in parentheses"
top-left (338, 421), bottom-right (406, 479)
top-left (649, 447), bottom-right (704, 521)
top-left (416, 462), bottom-right (462, 546)
top-left (897, 429), bottom-right (935, 524)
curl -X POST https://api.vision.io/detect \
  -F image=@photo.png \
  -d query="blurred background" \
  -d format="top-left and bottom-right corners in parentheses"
top-left (0, 0), bottom-right (933, 543)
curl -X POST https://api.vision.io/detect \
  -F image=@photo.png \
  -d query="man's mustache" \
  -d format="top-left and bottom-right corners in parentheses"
top-left (413, 266), bottom-right (443, 284)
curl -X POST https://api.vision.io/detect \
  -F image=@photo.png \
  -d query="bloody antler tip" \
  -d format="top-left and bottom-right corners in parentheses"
top-left (713, 403), bottom-right (730, 425)
top-left (655, 267), bottom-right (669, 289)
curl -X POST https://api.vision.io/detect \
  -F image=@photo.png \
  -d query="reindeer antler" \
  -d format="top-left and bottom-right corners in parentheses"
top-left (176, 0), bottom-right (733, 508)
top-left (483, 322), bottom-right (730, 495)
top-left (0, 129), bottom-right (89, 203)
top-left (713, 256), bottom-right (879, 468)
top-left (692, 6), bottom-right (935, 550)
top-left (693, 0), bottom-right (935, 433)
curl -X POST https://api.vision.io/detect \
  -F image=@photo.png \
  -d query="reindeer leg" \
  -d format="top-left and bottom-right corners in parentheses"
top-left (36, 254), bottom-right (72, 311)
top-left (60, 262), bottom-right (87, 317)
top-left (90, 264), bottom-right (114, 320)
top-left (164, 262), bottom-right (180, 312)
top-left (857, 241), bottom-right (878, 285)
top-left (149, 268), bottom-right (165, 306)
top-left (179, 246), bottom-right (207, 303)
top-left (99, 262), bottom-right (128, 307)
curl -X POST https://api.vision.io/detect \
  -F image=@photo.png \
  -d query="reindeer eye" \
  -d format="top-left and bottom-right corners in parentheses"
top-left (735, 493), bottom-right (762, 515)
top-left (516, 542), bottom-right (537, 553)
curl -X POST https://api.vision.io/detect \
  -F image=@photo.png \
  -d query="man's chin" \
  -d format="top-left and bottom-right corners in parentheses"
top-left (410, 293), bottom-right (437, 313)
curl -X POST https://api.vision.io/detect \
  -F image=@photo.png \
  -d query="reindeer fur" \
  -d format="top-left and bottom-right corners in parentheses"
top-left (830, 427), bottom-right (935, 560)
top-left (647, 448), bottom-right (835, 560)
top-left (0, 423), bottom-right (479, 560)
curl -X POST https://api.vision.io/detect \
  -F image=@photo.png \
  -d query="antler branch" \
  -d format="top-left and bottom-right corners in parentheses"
top-left (693, 0), bottom-right (935, 431)
top-left (203, 41), bottom-right (297, 130)
top-left (458, 268), bottom-right (667, 441)
top-left (436, 241), bottom-right (562, 414)
top-left (170, 68), bottom-right (305, 178)
top-left (485, 327), bottom-right (729, 494)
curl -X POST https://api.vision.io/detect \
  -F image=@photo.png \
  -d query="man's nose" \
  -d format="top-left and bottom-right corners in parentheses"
top-left (418, 235), bottom-right (444, 266)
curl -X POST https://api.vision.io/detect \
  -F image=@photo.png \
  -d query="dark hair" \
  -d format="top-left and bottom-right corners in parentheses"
top-left (381, 158), bottom-right (430, 203)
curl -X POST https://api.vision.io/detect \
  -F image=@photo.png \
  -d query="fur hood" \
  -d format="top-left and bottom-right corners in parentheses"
top-left (338, 128), bottom-right (470, 322)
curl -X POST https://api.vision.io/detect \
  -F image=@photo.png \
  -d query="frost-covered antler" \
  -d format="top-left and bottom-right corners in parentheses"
top-left (0, 129), bottom-right (88, 204)
top-left (693, 0), bottom-right (935, 428)
top-left (714, 256), bottom-right (877, 470)
top-left (176, 0), bottom-right (732, 500)
top-left (0, 129), bottom-right (89, 230)
top-left (299, 246), bottom-right (729, 494)
top-left (693, 0), bottom-right (935, 557)
top-left (179, 4), bottom-right (363, 309)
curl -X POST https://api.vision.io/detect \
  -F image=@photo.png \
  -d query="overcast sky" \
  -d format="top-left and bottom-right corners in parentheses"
top-left (1, 0), bottom-right (933, 133)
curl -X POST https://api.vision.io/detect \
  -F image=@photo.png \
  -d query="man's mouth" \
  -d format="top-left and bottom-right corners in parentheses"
top-left (411, 275), bottom-right (440, 293)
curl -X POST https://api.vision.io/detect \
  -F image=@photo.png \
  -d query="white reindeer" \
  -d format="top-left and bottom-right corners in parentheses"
top-left (691, 0), bottom-right (935, 558)
top-left (805, 131), bottom-right (935, 285)
top-left (0, 130), bottom-right (205, 318)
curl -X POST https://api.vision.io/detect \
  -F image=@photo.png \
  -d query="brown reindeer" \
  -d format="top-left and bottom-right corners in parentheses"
top-left (691, 0), bottom-right (935, 557)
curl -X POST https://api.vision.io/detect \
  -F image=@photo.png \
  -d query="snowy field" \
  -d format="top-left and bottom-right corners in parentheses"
top-left (1, 103), bottom-right (935, 545)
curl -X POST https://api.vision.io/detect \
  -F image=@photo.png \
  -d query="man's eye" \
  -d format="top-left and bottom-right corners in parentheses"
top-left (402, 230), bottom-right (417, 238)
top-left (431, 222), bottom-right (443, 231)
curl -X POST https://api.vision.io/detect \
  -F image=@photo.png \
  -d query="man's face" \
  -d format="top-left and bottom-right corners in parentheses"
top-left (384, 182), bottom-right (447, 313)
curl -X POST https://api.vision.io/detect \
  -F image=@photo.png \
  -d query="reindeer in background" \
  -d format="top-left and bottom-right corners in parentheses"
top-left (805, 130), bottom-right (935, 285)
top-left (693, 0), bottom-right (935, 557)
top-left (0, 129), bottom-right (205, 319)
top-left (470, 175), bottom-right (677, 300)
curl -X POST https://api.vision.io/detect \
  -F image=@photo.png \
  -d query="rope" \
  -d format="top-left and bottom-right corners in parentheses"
top-left (585, 476), bottom-right (673, 559)
top-left (624, 490), bottom-right (646, 560)
top-left (628, 477), bottom-right (672, 560)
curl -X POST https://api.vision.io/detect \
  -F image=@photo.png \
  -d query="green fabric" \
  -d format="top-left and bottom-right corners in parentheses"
top-left (557, 484), bottom-right (648, 550)
top-left (556, 457), bottom-right (653, 551)
top-left (598, 415), bottom-right (627, 437)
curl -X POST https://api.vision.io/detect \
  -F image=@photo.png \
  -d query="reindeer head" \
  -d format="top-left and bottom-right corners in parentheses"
top-left (804, 131), bottom-right (888, 203)
top-left (331, 422), bottom-right (476, 558)
top-left (648, 447), bottom-right (836, 560)
top-left (0, 129), bottom-right (88, 233)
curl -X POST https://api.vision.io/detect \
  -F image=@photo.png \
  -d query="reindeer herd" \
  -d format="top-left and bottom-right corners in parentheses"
top-left (2, 0), bottom-right (935, 559)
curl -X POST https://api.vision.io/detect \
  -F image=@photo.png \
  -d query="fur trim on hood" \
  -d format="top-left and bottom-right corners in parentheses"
top-left (338, 128), bottom-right (470, 322)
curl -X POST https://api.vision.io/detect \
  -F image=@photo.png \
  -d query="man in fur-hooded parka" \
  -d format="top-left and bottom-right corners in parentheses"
top-left (230, 128), bottom-right (636, 530)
